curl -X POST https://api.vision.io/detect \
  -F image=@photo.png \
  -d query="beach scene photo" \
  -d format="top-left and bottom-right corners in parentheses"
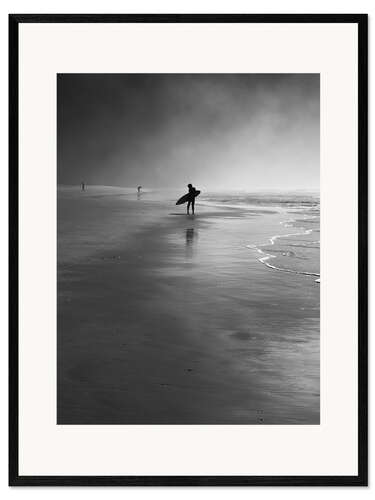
top-left (57, 74), bottom-right (320, 424)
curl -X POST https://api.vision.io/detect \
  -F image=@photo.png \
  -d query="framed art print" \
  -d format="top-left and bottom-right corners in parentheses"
top-left (9, 14), bottom-right (368, 486)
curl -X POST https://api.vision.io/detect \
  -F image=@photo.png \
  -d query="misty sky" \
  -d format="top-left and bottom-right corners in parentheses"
top-left (57, 74), bottom-right (319, 190)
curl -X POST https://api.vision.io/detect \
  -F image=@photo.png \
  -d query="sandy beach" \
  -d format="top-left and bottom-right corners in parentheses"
top-left (58, 186), bottom-right (320, 424)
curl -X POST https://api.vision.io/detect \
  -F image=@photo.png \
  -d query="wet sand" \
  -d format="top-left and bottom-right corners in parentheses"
top-left (58, 187), bottom-right (319, 424)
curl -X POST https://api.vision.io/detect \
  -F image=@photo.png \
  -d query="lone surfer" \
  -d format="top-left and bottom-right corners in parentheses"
top-left (175, 184), bottom-right (201, 213)
top-left (187, 183), bottom-right (197, 215)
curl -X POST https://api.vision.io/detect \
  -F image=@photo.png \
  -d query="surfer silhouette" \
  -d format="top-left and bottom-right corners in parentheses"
top-left (175, 184), bottom-right (201, 214)
top-left (187, 183), bottom-right (196, 215)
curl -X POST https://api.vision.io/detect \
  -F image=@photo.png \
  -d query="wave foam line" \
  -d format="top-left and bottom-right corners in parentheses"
top-left (248, 216), bottom-right (320, 283)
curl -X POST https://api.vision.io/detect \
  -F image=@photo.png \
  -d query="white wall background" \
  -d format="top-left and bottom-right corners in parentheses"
top-left (1, 0), bottom-right (372, 497)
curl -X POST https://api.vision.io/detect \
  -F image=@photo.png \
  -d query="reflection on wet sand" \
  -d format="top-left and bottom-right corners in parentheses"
top-left (186, 228), bottom-right (195, 245)
top-left (185, 227), bottom-right (197, 258)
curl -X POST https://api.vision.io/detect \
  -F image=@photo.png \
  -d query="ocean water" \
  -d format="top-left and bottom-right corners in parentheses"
top-left (200, 191), bottom-right (320, 283)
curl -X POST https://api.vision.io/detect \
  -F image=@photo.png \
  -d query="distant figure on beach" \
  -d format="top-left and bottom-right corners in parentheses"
top-left (187, 183), bottom-right (197, 215)
top-left (81, 181), bottom-right (85, 191)
top-left (137, 186), bottom-right (142, 193)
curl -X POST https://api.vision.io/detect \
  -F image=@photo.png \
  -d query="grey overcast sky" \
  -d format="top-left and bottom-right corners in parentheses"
top-left (57, 74), bottom-right (319, 190)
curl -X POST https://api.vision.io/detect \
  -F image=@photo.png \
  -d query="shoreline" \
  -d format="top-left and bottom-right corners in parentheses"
top-left (58, 188), bottom-right (320, 424)
top-left (247, 214), bottom-right (320, 281)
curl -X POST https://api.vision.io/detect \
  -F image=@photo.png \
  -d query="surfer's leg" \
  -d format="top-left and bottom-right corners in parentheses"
top-left (192, 199), bottom-right (195, 215)
top-left (187, 201), bottom-right (190, 214)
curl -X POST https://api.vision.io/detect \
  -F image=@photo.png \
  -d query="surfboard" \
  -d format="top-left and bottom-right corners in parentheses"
top-left (176, 190), bottom-right (201, 205)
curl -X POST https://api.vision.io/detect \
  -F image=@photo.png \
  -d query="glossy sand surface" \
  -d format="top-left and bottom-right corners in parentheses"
top-left (58, 187), bottom-right (319, 424)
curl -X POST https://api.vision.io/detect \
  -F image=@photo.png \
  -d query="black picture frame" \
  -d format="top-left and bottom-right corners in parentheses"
top-left (9, 13), bottom-right (368, 487)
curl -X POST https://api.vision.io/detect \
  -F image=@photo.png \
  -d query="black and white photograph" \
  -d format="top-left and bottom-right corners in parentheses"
top-left (57, 73), bottom-right (320, 425)
top-left (9, 13), bottom-right (367, 486)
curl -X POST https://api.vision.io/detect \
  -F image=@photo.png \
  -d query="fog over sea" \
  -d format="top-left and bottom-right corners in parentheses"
top-left (58, 186), bottom-right (320, 424)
